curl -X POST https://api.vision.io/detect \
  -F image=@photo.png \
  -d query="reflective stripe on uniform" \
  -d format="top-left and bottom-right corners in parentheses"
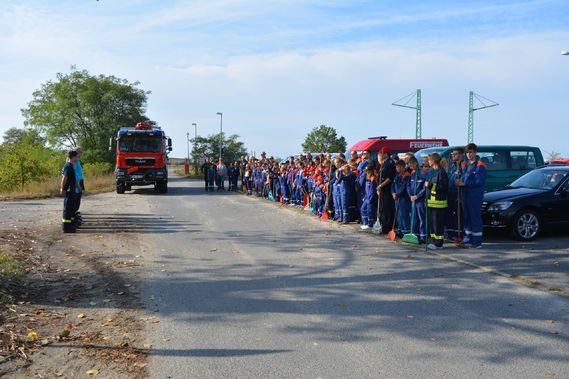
top-left (430, 233), bottom-right (444, 240)
top-left (62, 219), bottom-right (72, 223)
top-left (428, 199), bottom-right (447, 208)
top-left (472, 232), bottom-right (483, 236)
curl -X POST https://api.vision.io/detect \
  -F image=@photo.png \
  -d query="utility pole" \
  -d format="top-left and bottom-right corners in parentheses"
top-left (186, 132), bottom-right (190, 163)
top-left (392, 89), bottom-right (422, 139)
top-left (468, 91), bottom-right (499, 143)
top-left (216, 112), bottom-right (223, 163)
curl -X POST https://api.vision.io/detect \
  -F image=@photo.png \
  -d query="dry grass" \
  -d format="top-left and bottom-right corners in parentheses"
top-left (0, 173), bottom-right (115, 201)
top-left (171, 164), bottom-right (201, 179)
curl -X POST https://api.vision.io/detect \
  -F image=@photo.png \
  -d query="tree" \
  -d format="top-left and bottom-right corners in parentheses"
top-left (21, 67), bottom-right (153, 163)
top-left (0, 137), bottom-right (62, 191)
top-left (3, 127), bottom-right (46, 146)
top-left (301, 125), bottom-right (347, 153)
top-left (191, 133), bottom-right (247, 167)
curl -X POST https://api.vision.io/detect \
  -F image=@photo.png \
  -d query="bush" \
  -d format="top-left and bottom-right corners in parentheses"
top-left (83, 162), bottom-right (113, 178)
top-left (0, 143), bottom-right (64, 191)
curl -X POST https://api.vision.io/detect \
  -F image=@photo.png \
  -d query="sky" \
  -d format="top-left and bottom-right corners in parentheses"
top-left (0, 0), bottom-right (568, 159)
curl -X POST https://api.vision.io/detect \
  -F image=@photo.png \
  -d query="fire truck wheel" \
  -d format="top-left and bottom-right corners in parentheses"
top-left (116, 182), bottom-right (126, 194)
top-left (155, 181), bottom-right (168, 194)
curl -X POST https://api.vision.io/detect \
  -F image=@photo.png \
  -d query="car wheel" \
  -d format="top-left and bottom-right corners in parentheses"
top-left (116, 182), bottom-right (125, 194)
top-left (511, 209), bottom-right (540, 241)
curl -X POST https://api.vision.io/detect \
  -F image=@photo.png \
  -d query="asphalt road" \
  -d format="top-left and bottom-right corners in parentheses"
top-left (2, 175), bottom-right (568, 378)
top-left (123, 175), bottom-right (569, 379)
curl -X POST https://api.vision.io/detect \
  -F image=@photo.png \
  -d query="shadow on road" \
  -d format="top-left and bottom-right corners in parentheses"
top-left (77, 213), bottom-right (200, 234)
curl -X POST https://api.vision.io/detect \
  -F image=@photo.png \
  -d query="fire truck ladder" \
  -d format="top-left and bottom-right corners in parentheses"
top-left (468, 91), bottom-right (499, 143)
top-left (392, 89), bottom-right (422, 139)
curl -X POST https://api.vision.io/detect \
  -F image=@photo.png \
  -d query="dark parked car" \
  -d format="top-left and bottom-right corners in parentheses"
top-left (482, 166), bottom-right (569, 240)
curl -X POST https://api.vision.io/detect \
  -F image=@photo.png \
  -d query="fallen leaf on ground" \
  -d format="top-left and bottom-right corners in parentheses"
top-left (77, 313), bottom-right (86, 319)
top-left (86, 369), bottom-right (99, 376)
top-left (27, 331), bottom-right (38, 341)
top-left (143, 343), bottom-right (153, 349)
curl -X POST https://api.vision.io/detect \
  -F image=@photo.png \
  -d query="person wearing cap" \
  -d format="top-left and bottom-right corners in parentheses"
top-left (377, 147), bottom-right (396, 234)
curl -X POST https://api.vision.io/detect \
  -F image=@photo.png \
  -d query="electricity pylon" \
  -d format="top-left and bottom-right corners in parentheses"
top-left (468, 91), bottom-right (499, 143)
top-left (392, 89), bottom-right (422, 139)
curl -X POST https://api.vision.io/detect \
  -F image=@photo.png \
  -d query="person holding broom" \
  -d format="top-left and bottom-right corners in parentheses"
top-left (424, 153), bottom-right (449, 250)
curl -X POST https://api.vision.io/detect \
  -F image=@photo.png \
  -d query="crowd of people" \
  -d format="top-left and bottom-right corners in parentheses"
top-left (201, 144), bottom-right (487, 250)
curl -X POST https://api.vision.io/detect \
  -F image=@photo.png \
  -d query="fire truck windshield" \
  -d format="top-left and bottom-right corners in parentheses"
top-left (119, 136), bottom-right (162, 153)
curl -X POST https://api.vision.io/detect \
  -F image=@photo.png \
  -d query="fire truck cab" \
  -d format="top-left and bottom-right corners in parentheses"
top-left (111, 122), bottom-right (172, 194)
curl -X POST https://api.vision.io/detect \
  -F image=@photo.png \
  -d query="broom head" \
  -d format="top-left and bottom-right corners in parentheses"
top-left (402, 232), bottom-right (419, 245)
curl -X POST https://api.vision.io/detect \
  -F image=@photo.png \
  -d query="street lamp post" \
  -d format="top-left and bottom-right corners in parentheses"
top-left (185, 132), bottom-right (190, 174)
top-left (191, 123), bottom-right (197, 175)
top-left (186, 132), bottom-right (190, 163)
top-left (216, 112), bottom-right (223, 163)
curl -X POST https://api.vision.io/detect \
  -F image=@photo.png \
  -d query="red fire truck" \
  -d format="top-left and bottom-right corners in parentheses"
top-left (349, 136), bottom-right (449, 163)
top-left (110, 122), bottom-right (172, 194)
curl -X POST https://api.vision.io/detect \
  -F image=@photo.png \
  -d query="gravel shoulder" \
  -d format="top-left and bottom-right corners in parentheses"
top-left (0, 196), bottom-right (151, 378)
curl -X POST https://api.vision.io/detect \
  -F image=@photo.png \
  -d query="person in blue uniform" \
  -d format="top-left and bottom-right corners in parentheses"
top-left (338, 164), bottom-right (356, 223)
top-left (446, 147), bottom-right (465, 241)
top-left (312, 174), bottom-right (325, 216)
top-left (359, 166), bottom-right (378, 230)
top-left (60, 150), bottom-right (80, 233)
top-left (407, 157), bottom-right (426, 243)
top-left (332, 159), bottom-right (344, 221)
top-left (73, 147), bottom-right (84, 227)
top-left (392, 159), bottom-right (411, 237)
top-left (424, 153), bottom-right (449, 249)
top-left (455, 143), bottom-right (487, 248)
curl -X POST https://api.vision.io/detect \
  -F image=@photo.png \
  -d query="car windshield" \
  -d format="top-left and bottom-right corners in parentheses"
top-left (119, 136), bottom-right (162, 152)
top-left (509, 170), bottom-right (568, 190)
top-left (415, 148), bottom-right (444, 164)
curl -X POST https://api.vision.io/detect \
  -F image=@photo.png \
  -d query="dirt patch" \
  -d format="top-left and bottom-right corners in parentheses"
top-left (0, 226), bottom-right (149, 378)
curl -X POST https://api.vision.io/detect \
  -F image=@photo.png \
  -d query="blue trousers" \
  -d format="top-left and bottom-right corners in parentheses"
top-left (410, 200), bottom-right (426, 241)
top-left (462, 190), bottom-right (483, 246)
top-left (396, 198), bottom-right (411, 234)
top-left (360, 198), bottom-right (377, 227)
top-left (333, 183), bottom-right (342, 220)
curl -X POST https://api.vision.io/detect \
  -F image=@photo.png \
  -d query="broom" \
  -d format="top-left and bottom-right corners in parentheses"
top-left (402, 173), bottom-right (420, 244)
top-left (425, 189), bottom-right (429, 252)
top-left (372, 171), bottom-right (384, 234)
top-left (388, 200), bottom-right (399, 240)
top-left (322, 184), bottom-right (330, 220)
top-left (372, 194), bottom-right (382, 234)
top-left (455, 180), bottom-right (465, 248)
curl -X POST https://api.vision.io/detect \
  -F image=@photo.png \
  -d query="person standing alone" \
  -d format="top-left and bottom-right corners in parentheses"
top-left (60, 151), bottom-right (81, 233)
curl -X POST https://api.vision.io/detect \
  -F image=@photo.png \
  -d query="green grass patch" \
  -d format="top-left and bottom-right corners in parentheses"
top-left (0, 251), bottom-right (26, 279)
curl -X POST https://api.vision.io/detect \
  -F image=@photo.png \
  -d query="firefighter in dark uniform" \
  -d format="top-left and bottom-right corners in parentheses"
top-left (424, 153), bottom-right (449, 249)
top-left (201, 157), bottom-right (212, 191)
top-left (446, 147), bottom-right (465, 242)
top-left (60, 150), bottom-right (80, 233)
top-left (377, 147), bottom-right (396, 234)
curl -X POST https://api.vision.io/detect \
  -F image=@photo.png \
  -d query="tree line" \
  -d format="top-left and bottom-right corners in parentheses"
top-left (1, 67), bottom-right (348, 191)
